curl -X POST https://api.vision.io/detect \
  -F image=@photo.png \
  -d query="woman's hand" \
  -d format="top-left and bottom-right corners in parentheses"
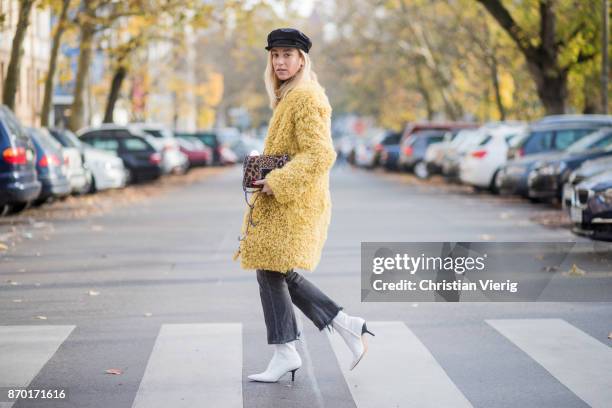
top-left (253, 178), bottom-right (274, 195)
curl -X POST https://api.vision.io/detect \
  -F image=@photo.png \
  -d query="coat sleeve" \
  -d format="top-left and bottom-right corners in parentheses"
top-left (265, 89), bottom-right (337, 204)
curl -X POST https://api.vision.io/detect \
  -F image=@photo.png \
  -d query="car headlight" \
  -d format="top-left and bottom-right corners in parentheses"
top-left (599, 188), bottom-right (612, 204)
top-left (538, 162), bottom-right (566, 175)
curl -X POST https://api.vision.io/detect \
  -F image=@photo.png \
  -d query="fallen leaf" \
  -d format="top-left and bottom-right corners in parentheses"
top-left (0, 243), bottom-right (8, 251)
top-left (88, 290), bottom-right (100, 296)
top-left (567, 264), bottom-right (586, 276)
top-left (105, 368), bottom-right (123, 375)
top-left (35, 315), bottom-right (47, 320)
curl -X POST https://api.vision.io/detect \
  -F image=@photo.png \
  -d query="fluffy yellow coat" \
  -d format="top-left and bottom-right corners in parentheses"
top-left (233, 80), bottom-right (336, 274)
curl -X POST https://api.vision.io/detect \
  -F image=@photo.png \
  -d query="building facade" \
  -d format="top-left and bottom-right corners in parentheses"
top-left (0, 0), bottom-right (51, 126)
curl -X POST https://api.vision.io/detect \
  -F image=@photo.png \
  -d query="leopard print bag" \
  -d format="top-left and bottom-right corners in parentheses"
top-left (238, 154), bottom-right (291, 242)
top-left (242, 154), bottom-right (291, 191)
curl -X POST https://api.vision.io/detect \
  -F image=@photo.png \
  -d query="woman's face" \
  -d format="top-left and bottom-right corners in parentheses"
top-left (271, 47), bottom-right (303, 81)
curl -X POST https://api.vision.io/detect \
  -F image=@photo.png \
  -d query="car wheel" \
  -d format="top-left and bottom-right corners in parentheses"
top-left (489, 170), bottom-right (501, 195)
top-left (493, 169), bottom-right (504, 193)
top-left (125, 169), bottom-right (133, 184)
top-left (0, 204), bottom-right (10, 216)
top-left (88, 176), bottom-right (97, 194)
top-left (6, 201), bottom-right (30, 215)
top-left (414, 161), bottom-right (429, 179)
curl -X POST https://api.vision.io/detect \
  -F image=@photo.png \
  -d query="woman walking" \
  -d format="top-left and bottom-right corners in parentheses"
top-left (232, 28), bottom-right (375, 383)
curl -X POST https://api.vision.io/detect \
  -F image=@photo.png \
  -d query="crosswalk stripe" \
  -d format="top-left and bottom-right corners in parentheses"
top-left (0, 325), bottom-right (75, 408)
top-left (131, 323), bottom-right (242, 408)
top-left (487, 318), bottom-right (612, 408)
top-left (327, 321), bottom-right (472, 408)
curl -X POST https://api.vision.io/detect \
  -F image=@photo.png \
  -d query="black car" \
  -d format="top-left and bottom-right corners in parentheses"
top-left (569, 170), bottom-right (612, 241)
top-left (0, 105), bottom-right (41, 214)
top-left (563, 155), bottom-right (612, 208)
top-left (527, 128), bottom-right (612, 201)
top-left (374, 131), bottom-right (402, 169)
top-left (27, 127), bottom-right (71, 205)
top-left (177, 131), bottom-right (222, 165)
top-left (498, 122), bottom-right (608, 197)
top-left (78, 130), bottom-right (162, 183)
top-left (400, 130), bottom-right (446, 178)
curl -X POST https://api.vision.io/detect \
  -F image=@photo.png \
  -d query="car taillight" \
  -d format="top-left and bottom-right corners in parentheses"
top-left (404, 146), bottom-right (413, 156)
top-left (2, 147), bottom-right (27, 165)
top-left (471, 149), bottom-right (487, 159)
top-left (39, 154), bottom-right (61, 167)
top-left (149, 152), bottom-right (162, 164)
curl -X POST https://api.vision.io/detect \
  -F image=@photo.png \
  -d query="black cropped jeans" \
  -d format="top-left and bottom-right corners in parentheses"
top-left (256, 269), bottom-right (343, 344)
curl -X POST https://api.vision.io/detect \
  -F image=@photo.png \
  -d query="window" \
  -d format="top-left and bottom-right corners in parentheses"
top-left (523, 130), bottom-right (553, 154)
top-left (478, 135), bottom-right (493, 146)
top-left (554, 128), bottom-right (595, 150)
top-left (122, 137), bottom-right (152, 152)
top-left (90, 138), bottom-right (119, 151)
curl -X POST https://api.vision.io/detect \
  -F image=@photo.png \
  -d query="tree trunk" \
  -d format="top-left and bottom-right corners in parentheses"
top-left (41, 0), bottom-right (71, 127)
top-left (525, 59), bottom-right (568, 114)
top-left (488, 55), bottom-right (506, 120)
top-left (2, 0), bottom-right (36, 110)
top-left (415, 63), bottom-right (434, 120)
top-left (68, 20), bottom-right (95, 132)
top-left (476, 0), bottom-right (569, 114)
top-left (103, 65), bottom-right (127, 123)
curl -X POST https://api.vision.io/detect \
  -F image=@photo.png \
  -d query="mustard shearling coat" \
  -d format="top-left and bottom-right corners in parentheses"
top-left (233, 81), bottom-right (337, 274)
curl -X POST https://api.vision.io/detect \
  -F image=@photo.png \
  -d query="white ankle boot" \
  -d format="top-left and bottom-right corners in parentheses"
top-left (248, 340), bottom-right (302, 382)
top-left (331, 310), bottom-right (375, 370)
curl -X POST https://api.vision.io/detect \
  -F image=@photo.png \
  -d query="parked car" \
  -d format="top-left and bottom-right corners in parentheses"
top-left (26, 127), bottom-right (71, 205)
top-left (562, 155), bottom-right (612, 208)
top-left (130, 123), bottom-right (189, 175)
top-left (178, 131), bottom-right (223, 165)
top-left (174, 135), bottom-right (213, 167)
top-left (441, 128), bottom-right (488, 180)
top-left (569, 169), bottom-right (612, 241)
top-left (497, 121), bottom-right (609, 197)
top-left (0, 105), bottom-right (41, 214)
top-left (335, 134), bottom-right (357, 164)
top-left (507, 117), bottom-right (612, 160)
top-left (219, 145), bottom-right (238, 165)
top-left (51, 128), bottom-right (126, 193)
top-left (459, 124), bottom-right (527, 192)
top-left (398, 122), bottom-right (478, 173)
top-left (350, 129), bottom-right (387, 168)
top-left (48, 128), bottom-right (92, 195)
top-left (229, 136), bottom-right (265, 162)
top-left (77, 129), bottom-right (162, 183)
top-left (424, 130), bottom-right (464, 176)
top-left (527, 128), bottom-right (612, 201)
top-left (399, 130), bottom-right (447, 177)
top-left (379, 132), bottom-right (403, 171)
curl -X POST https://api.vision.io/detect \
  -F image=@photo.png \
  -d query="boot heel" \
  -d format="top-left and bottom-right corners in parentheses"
top-left (290, 368), bottom-right (299, 382)
top-left (361, 322), bottom-right (375, 337)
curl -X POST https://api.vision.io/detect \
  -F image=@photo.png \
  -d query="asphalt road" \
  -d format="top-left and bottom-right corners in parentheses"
top-left (0, 163), bottom-right (610, 408)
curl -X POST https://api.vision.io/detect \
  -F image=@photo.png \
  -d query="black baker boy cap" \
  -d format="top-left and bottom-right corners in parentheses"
top-left (265, 28), bottom-right (312, 53)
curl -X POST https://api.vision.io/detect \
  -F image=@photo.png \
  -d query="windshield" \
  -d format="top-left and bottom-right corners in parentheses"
top-left (566, 129), bottom-right (612, 153)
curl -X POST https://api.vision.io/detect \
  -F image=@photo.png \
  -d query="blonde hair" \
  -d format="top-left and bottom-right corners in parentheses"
top-left (264, 48), bottom-right (320, 109)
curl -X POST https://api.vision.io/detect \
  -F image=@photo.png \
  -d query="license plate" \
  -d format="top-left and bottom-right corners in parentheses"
top-left (570, 207), bottom-right (582, 223)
